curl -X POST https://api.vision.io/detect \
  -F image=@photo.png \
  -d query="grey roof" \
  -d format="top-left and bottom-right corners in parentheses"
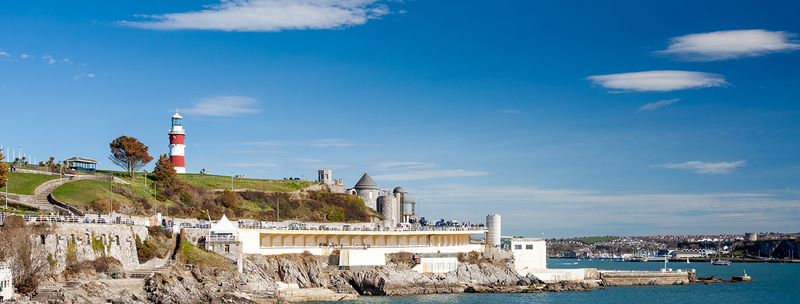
top-left (64, 157), bottom-right (99, 164)
top-left (393, 187), bottom-right (404, 194)
top-left (403, 192), bottom-right (416, 204)
top-left (353, 172), bottom-right (380, 190)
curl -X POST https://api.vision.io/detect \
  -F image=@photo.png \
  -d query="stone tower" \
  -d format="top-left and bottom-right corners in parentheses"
top-left (318, 169), bottom-right (332, 184)
top-left (353, 172), bottom-right (380, 211)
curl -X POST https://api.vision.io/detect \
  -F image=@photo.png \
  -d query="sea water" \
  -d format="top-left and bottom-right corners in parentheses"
top-left (311, 259), bottom-right (800, 304)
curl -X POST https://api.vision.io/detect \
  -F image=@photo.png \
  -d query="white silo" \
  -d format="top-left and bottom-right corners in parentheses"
top-left (486, 214), bottom-right (501, 251)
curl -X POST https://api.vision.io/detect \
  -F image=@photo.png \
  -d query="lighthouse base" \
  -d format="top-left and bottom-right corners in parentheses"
top-left (176, 167), bottom-right (186, 174)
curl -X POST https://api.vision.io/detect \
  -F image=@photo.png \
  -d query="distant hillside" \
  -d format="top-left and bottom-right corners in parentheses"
top-left (568, 236), bottom-right (619, 244)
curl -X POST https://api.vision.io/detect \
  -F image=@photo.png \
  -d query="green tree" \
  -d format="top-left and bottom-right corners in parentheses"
top-left (153, 154), bottom-right (177, 184)
top-left (109, 135), bottom-right (154, 179)
top-left (0, 148), bottom-right (7, 189)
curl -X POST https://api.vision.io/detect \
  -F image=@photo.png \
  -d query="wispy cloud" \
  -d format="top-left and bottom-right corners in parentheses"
top-left (227, 162), bottom-right (278, 167)
top-left (120, 0), bottom-right (390, 32)
top-left (653, 160), bottom-right (746, 175)
top-left (228, 150), bottom-right (292, 154)
top-left (19, 54), bottom-right (29, 59)
top-left (586, 70), bottom-right (728, 92)
top-left (73, 73), bottom-right (96, 80)
top-left (182, 95), bottom-right (262, 117)
top-left (655, 29), bottom-right (800, 61)
top-left (236, 139), bottom-right (358, 147)
top-left (0, 49), bottom-right (9, 57)
top-left (373, 161), bottom-right (436, 171)
top-left (373, 169), bottom-right (490, 181)
top-left (637, 98), bottom-right (682, 112)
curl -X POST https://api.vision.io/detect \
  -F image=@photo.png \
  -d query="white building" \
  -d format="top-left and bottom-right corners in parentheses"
top-left (0, 263), bottom-right (12, 301)
top-left (502, 237), bottom-right (547, 275)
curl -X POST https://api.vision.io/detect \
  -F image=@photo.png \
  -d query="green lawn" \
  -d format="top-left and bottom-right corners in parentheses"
top-left (2, 172), bottom-right (61, 195)
top-left (570, 236), bottom-right (620, 244)
top-left (51, 179), bottom-right (136, 211)
top-left (179, 174), bottom-right (312, 192)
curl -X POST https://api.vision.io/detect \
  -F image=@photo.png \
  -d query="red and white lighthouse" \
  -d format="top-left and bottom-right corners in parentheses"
top-left (168, 109), bottom-right (186, 173)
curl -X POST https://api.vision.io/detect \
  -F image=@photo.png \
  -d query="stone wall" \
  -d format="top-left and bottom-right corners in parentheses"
top-left (599, 270), bottom-right (692, 286)
top-left (41, 223), bottom-right (150, 273)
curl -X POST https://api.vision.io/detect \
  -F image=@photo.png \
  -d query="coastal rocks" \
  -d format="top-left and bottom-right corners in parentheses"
top-left (542, 281), bottom-right (594, 292)
top-left (107, 290), bottom-right (150, 304)
top-left (46, 288), bottom-right (90, 304)
top-left (243, 253), bottom-right (328, 289)
top-left (445, 263), bottom-right (524, 285)
top-left (333, 265), bottom-right (463, 295)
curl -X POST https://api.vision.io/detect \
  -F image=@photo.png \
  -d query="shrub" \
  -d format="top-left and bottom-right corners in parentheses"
top-left (179, 191), bottom-right (192, 204)
top-left (325, 206), bottom-right (345, 222)
top-left (112, 187), bottom-right (136, 199)
top-left (90, 198), bottom-right (111, 213)
top-left (219, 190), bottom-right (238, 209)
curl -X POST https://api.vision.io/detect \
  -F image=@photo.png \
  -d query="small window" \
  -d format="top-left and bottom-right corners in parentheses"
top-left (526, 244), bottom-right (533, 250)
top-left (225, 244), bottom-right (230, 253)
top-left (514, 245), bottom-right (522, 250)
top-left (41, 235), bottom-right (46, 245)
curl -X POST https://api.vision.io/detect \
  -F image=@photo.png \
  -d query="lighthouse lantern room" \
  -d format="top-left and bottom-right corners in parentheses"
top-left (169, 109), bottom-right (186, 173)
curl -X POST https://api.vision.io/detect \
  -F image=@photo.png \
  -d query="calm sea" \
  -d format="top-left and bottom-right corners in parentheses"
top-left (313, 258), bottom-right (800, 304)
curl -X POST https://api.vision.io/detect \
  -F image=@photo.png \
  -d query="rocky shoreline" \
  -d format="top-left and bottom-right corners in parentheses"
top-left (11, 253), bottom-right (602, 303)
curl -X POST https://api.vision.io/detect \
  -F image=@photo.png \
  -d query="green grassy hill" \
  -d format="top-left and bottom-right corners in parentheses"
top-left (51, 180), bottom-right (164, 214)
top-left (178, 174), bottom-right (311, 192)
top-left (3, 172), bottom-right (61, 195)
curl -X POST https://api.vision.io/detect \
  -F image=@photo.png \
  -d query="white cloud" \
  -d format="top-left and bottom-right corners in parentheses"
top-left (74, 73), bottom-right (97, 80)
top-left (227, 162), bottom-right (278, 167)
top-left (0, 50), bottom-right (9, 57)
top-left (586, 70), bottom-right (728, 92)
top-left (655, 29), bottom-right (800, 61)
top-left (637, 98), bottom-right (682, 112)
top-left (653, 160), bottom-right (746, 175)
top-left (228, 150), bottom-right (292, 154)
top-left (182, 95), bottom-right (262, 117)
top-left (120, 0), bottom-right (390, 32)
top-left (373, 161), bottom-right (436, 170)
top-left (20, 54), bottom-right (29, 59)
top-left (373, 169), bottom-right (490, 181)
top-left (222, 139), bottom-right (360, 147)
top-left (42, 54), bottom-right (56, 64)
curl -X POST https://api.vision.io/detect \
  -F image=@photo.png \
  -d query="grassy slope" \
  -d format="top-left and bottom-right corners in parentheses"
top-left (179, 174), bottom-right (311, 192)
top-left (3, 172), bottom-right (61, 195)
top-left (51, 179), bottom-right (139, 212)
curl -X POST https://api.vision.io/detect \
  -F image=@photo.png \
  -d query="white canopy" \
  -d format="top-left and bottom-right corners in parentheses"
top-left (209, 214), bottom-right (237, 235)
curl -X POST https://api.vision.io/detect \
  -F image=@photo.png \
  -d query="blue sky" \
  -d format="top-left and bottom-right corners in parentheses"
top-left (2, 0), bottom-right (799, 238)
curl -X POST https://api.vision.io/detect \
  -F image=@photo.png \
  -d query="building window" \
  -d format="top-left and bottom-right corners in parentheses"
top-left (225, 244), bottom-right (230, 253)
top-left (41, 235), bottom-right (46, 245)
top-left (514, 245), bottom-right (522, 250)
top-left (526, 244), bottom-right (533, 250)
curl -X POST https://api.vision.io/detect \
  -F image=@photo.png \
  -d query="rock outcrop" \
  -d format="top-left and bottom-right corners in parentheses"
top-left (332, 265), bottom-right (463, 295)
